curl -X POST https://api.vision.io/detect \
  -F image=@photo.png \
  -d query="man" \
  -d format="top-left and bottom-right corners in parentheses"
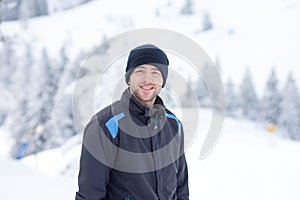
top-left (75, 44), bottom-right (189, 200)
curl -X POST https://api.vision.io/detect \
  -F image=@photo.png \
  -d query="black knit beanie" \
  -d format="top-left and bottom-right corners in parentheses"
top-left (125, 44), bottom-right (169, 87)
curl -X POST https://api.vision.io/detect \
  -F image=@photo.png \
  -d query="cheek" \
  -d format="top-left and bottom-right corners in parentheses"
top-left (155, 77), bottom-right (163, 85)
top-left (128, 77), bottom-right (139, 87)
top-left (157, 84), bottom-right (163, 90)
top-left (131, 75), bottom-right (144, 84)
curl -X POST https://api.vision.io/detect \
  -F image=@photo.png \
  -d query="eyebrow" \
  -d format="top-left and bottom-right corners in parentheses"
top-left (137, 65), bottom-right (160, 71)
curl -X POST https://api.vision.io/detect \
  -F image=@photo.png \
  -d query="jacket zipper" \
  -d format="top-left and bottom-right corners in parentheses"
top-left (147, 114), bottom-right (160, 197)
top-left (154, 114), bottom-right (158, 130)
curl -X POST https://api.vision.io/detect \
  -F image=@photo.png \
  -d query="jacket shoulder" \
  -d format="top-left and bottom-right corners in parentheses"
top-left (93, 101), bottom-right (123, 123)
top-left (88, 101), bottom-right (124, 140)
top-left (165, 108), bottom-right (185, 138)
top-left (165, 109), bottom-right (182, 124)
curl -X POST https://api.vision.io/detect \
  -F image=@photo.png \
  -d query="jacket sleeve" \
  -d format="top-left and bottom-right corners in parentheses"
top-left (176, 127), bottom-right (189, 200)
top-left (75, 117), bottom-right (117, 200)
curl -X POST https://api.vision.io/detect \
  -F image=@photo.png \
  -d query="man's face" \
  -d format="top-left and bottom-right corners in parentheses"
top-left (128, 64), bottom-right (163, 107)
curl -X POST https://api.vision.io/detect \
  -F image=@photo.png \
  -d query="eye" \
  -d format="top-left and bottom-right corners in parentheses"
top-left (135, 69), bottom-right (144, 73)
top-left (152, 71), bottom-right (160, 76)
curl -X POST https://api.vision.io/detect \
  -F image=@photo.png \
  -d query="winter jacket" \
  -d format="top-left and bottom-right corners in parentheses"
top-left (75, 89), bottom-right (189, 200)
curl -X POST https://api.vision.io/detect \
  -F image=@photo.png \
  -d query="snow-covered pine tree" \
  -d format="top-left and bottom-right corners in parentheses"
top-left (9, 43), bottom-right (35, 158)
top-left (261, 67), bottom-right (282, 124)
top-left (16, 46), bottom-right (60, 156)
top-left (0, 37), bottom-right (19, 125)
top-left (202, 11), bottom-right (213, 31)
top-left (212, 58), bottom-right (225, 110)
top-left (279, 72), bottom-right (300, 140)
top-left (47, 43), bottom-right (78, 148)
top-left (181, 0), bottom-right (193, 15)
top-left (1, 40), bottom-right (16, 87)
top-left (225, 77), bottom-right (239, 117)
top-left (3, 40), bottom-right (30, 129)
top-left (239, 68), bottom-right (259, 120)
top-left (0, 0), bottom-right (19, 21)
top-left (18, 0), bottom-right (37, 20)
top-left (18, 0), bottom-right (49, 19)
top-left (34, 0), bottom-right (48, 16)
top-left (194, 74), bottom-right (209, 107)
top-left (36, 48), bottom-right (55, 124)
top-left (13, 47), bottom-right (56, 155)
top-left (182, 80), bottom-right (196, 107)
top-left (13, 43), bottom-right (33, 129)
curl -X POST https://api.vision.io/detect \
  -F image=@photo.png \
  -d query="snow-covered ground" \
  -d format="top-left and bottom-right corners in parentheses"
top-left (1, 108), bottom-right (300, 200)
top-left (0, 159), bottom-right (76, 200)
top-left (187, 115), bottom-right (300, 200)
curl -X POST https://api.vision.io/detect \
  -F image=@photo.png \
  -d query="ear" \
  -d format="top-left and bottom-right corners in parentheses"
top-left (127, 77), bottom-right (131, 85)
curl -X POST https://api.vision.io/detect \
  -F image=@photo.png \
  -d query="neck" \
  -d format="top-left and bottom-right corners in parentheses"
top-left (142, 100), bottom-right (155, 108)
top-left (133, 94), bottom-right (156, 108)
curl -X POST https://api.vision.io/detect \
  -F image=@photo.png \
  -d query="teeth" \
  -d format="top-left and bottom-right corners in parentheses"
top-left (141, 86), bottom-right (152, 90)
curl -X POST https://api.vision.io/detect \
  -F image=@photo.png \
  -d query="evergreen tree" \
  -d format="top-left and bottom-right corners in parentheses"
top-left (18, 0), bottom-right (48, 20)
top-left (9, 43), bottom-right (34, 158)
top-left (239, 68), bottom-right (259, 120)
top-left (261, 67), bottom-right (282, 124)
top-left (36, 48), bottom-right (54, 124)
top-left (0, 0), bottom-right (19, 21)
top-left (18, 0), bottom-right (36, 20)
top-left (15, 43), bottom-right (33, 124)
top-left (208, 60), bottom-right (224, 110)
top-left (279, 73), bottom-right (300, 140)
top-left (47, 43), bottom-right (77, 148)
top-left (34, 0), bottom-right (48, 16)
top-left (194, 75), bottom-right (209, 107)
top-left (202, 11), bottom-right (213, 31)
top-left (181, 0), bottom-right (193, 15)
top-left (13, 47), bottom-right (56, 156)
top-left (1, 41), bottom-right (16, 87)
top-left (183, 80), bottom-right (197, 107)
top-left (225, 78), bottom-right (239, 117)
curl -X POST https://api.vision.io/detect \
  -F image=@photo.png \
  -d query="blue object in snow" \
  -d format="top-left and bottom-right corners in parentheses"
top-left (16, 142), bottom-right (29, 160)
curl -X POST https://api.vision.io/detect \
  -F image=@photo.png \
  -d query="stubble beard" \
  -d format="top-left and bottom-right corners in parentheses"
top-left (132, 88), bottom-right (159, 107)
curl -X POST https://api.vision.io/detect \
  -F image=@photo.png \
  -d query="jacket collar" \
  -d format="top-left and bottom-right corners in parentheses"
top-left (121, 88), bottom-right (166, 124)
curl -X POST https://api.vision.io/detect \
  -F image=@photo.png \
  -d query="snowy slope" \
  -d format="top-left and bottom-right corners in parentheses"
top-left (0, 158), bottom-right (76, 200)
top-left (1, 108), bottom-right (300, 200)
top-left (196, 0), bottom-right (300, 94)
top-left (187, 115), bottom-right (300, 200)
top-left (2, 0), bottom-right (300, 95)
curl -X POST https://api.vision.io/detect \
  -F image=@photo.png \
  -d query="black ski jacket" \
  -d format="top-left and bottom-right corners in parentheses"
top-left (75, 89), bottom-right (189, 200)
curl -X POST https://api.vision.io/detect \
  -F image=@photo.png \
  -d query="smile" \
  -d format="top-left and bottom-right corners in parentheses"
top-left (140, 85), bottom-right (154, 90)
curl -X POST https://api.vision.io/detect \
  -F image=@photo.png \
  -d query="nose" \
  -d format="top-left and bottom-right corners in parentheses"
top-left (144, 72), bottom-right (153, 82)
top-left (143, 72), bottom-right (153, 83)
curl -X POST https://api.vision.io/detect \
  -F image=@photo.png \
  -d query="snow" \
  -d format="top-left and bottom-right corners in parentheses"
top-left (187, 116), bottom-right (300, 199)
top-left (2, 0), bottom-right (300, 96)
top-left (0, 127), bottom-right (14, 159)
top-left (1, 109), bottom-right (300, 200)
top-left (0, 158), bottom-right (76, 200)
top-left (20, 134), bottom-right (82, 176)
top-left (1, 0), bottom-right (300, 199)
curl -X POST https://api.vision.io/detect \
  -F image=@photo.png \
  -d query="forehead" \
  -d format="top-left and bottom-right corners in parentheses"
top-left (135, 64), bottom-right (159, 71)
